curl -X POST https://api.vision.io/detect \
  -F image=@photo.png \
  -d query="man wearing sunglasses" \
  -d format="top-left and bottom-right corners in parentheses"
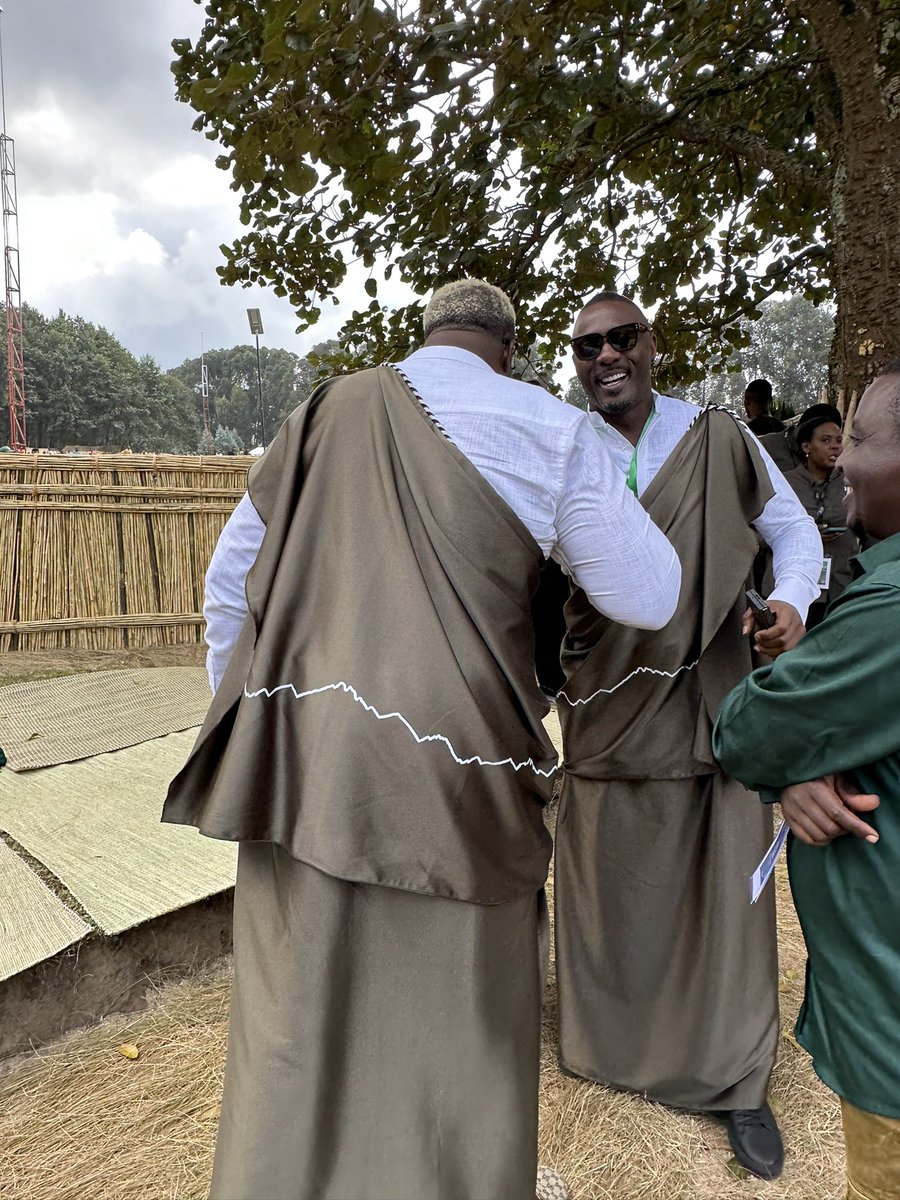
top-left (163, 280), bottom-right (682, 1200)
top-left (551, 292), bottom-right (822, 1180)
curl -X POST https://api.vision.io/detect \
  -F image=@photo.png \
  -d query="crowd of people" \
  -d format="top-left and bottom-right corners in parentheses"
top-left (163, 279), bottom-right (899, 1200)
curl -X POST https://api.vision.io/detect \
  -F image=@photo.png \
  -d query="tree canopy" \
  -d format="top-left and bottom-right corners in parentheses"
top-left (173, 0), bottom-right (900, 406)
top-left (680, 294), bottom-right (833, 413)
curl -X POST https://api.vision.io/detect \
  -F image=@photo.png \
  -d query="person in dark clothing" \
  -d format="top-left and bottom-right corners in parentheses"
top-left (784, 414), bottom-right (859, 627)
top-left (744, 379), bottom-right (785, 435)
top-left (714, 360), bottom-right (900, 1200)
top-left (531, 558), bottom-right (569, 697)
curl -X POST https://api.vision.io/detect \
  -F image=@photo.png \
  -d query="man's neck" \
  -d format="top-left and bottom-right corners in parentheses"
top-left (423, 330), bottom-right (507, 374)
top-left (598, 394), bottom-right (655, 447)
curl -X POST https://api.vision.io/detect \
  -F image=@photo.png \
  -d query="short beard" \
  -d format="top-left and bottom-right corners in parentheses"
top-left (589, 389), bottom-right (638, 417)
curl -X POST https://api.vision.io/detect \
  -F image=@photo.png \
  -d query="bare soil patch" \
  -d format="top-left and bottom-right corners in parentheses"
top-left (0, 643), bottom-right (206, 689)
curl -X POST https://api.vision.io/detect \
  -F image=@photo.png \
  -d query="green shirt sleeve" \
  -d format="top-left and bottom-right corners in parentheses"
top-left (713, 577), bottom-right (900, 792)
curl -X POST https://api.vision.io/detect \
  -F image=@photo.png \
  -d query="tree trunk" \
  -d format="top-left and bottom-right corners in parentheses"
top-left (801, 0), bottom-right (900, 422)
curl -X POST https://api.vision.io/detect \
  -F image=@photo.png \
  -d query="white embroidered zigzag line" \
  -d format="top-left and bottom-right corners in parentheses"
top-left (244, 680), bottom-right (559, 777)
top-left (556, 658), bottom-right (700, 706)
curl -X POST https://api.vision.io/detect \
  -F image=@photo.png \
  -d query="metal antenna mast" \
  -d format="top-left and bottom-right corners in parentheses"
top-left (0, 7), bottom-right (26, 452)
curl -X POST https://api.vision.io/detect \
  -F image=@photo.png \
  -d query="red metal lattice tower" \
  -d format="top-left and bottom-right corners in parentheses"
top-left (2, 132), bottom-right (25, 451)
top-left (0, 12), bottom-right (25, 451)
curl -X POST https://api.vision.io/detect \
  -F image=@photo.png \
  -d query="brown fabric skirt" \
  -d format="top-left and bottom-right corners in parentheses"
top-left (210, 843), bottom-right (545, 1200)
top-left (554, 773), bottom-right (779, 1111)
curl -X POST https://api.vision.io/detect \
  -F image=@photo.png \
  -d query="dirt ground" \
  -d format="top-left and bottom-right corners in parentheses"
top-left (0, 642), bottom-right (207, 689)
top-left (0, 647), bottom-right (846, 1199)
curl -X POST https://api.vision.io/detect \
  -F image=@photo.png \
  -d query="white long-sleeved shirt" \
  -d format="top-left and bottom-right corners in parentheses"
top-left (587, 393), bottom-right (822, 619)
top-left (204, 346), bottom-right (681, 689)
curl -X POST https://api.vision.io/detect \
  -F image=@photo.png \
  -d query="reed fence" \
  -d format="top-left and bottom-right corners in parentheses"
top-left (0, 453), bottom-right (253, 651)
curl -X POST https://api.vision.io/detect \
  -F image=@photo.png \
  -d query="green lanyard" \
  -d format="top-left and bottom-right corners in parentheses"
top-left (626, 406), bottom-right (657, 495)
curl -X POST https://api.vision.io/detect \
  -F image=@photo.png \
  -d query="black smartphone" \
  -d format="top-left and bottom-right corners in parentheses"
top-left (745, 588), bottom-right (776, 630)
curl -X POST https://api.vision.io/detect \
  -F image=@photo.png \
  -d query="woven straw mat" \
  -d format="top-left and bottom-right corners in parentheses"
top-left (0, 729), bottom-right (236, 934)
top-left (0, 667), bottom-right (211, 772)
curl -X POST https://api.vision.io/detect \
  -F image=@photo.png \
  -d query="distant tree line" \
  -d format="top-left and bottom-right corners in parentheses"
top-left (168, 339), bottom-right (339, 452)
top-left (0, 303), bottom-right (338, 453)
top-left (0, 305), bottom-right (199, 452)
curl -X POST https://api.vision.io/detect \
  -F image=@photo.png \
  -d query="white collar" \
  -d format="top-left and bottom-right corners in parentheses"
top-left (401, 345), bottom-right (494, 373)
top-left (587, 391), bottom-right (664, 445)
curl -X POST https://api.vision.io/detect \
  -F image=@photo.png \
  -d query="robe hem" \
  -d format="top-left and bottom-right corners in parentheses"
top-left (555, 1055), bottom-right (773, 1113)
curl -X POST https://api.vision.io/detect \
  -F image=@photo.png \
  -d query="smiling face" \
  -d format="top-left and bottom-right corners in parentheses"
top-left (572, 299), bottom-right (656, 422)
top-left (836, 374), bottom-right (900, 541)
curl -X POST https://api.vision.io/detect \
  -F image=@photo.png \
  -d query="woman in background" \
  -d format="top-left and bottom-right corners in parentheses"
top-left (784, 413), bottom-right (858, 628)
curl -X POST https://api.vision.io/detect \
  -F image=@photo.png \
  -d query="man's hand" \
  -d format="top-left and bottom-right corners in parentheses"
top-left (780, 775), bottom-right (880, 846)
top-left (740, 600), bottom-right (805, 657)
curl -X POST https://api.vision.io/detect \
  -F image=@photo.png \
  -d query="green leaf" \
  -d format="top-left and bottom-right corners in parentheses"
top-left (430, 205), bottom-right (450, 237)
top-left (282, 161), bottom-right (318, 194)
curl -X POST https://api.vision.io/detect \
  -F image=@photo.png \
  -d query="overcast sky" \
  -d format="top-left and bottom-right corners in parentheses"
top-left (3, 0), bottom-right (374, 369)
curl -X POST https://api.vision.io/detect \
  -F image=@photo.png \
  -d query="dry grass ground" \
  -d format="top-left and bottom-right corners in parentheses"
top-left (0, 868), bottom-right (844, 1200)
top-left (538, 869), bottom-right (843, 1200)
top-left (0, 649), bottom-right (844, 1198)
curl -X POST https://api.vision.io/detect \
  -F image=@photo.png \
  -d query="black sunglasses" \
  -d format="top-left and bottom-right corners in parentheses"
top-left (571, 323), bottom-right (651, 361)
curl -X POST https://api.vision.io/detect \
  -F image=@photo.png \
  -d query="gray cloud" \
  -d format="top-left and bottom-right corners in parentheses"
top-left (3, 0), bottom-right (360, 368)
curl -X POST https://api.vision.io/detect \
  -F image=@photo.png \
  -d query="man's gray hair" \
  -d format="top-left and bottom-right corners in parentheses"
top-left (423, 279), bottom-right (516, 344)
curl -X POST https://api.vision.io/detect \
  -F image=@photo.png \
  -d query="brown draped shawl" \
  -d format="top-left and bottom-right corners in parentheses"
top-left (163, 365), bottom-right (557, 904)
top-left (553, 408), bottom-right (781, 1110)
top-left (559, 407), bottom-right (775, 773)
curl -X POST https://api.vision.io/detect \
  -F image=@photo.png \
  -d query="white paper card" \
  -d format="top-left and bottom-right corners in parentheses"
top-left (818, 556), bottom-right (833, 590)
top-left (750, 820), bottom-right (789, 903)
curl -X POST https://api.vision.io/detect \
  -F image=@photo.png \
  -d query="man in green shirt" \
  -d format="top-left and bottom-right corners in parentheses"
top-left (713, 361), bottom-right (900, 1200)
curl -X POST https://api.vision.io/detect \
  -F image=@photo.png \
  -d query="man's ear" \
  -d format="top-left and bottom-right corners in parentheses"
top-left (501, 341), bottom-right (513, 375)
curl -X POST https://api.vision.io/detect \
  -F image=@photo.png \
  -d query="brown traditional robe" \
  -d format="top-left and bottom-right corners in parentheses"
top-left (163, 366), bottom-right (557, 1199)
top-left (554, 407), bottom-right (780, 1111)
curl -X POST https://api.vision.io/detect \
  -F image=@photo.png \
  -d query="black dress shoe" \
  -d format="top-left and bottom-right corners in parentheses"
top-left (726, 1103), bottom-right (785, 1180)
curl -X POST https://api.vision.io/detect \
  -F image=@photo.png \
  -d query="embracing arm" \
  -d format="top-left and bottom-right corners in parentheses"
top-left (552, 418), bottom-right (681, 630)
top-left (751, 436), bottom-right (823, 618)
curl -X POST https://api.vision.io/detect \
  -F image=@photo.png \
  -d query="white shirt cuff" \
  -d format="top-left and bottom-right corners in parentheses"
top-left (767, 579), bottom-right (818, 625)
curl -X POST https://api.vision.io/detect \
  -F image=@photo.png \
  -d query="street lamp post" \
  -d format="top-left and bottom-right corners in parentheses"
top-left (246, 308), bottom-right (268, 450)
